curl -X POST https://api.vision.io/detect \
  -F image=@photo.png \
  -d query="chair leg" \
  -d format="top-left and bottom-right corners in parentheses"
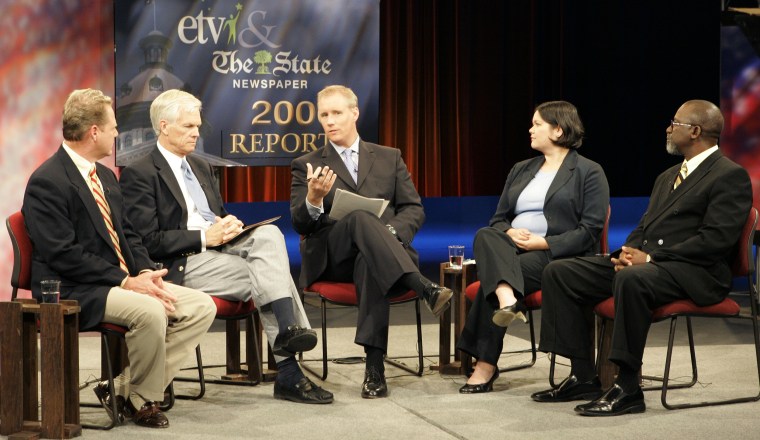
top-left (81, 334), bottom-right (117, 430)
top-left (659, 315), bottom-right (760, 410)
top-left (244, 315), bottom-right (263, 384)
top-left (175, 317), bottom-right (261, 387)
top-left (300, 297), bottom-right (330, 380)
top-left (174, 345), bottom-right (207, 399)
top-left (385, 298), bottom-right (425, 376)
top-left (500, 309), bottom-right (538, 374)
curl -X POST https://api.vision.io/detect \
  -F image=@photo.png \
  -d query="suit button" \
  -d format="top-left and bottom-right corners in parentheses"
top-left (674, 209), bottom-right (679, 214)
top-left (179, 266), bottom-right (184, 272)
top-left (658, 239), bottom-right (664, 245)
top-left (643, 240), bottom-right (648, 246)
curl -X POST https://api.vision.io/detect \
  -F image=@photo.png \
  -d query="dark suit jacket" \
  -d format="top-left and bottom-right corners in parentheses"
top-left (119, 147), bottom-right (227, 284)
top-left (489, 150), bottom-right (610, 258)
top-left (290, 140), bottom-right (425, 287)
top-left (619, 150), bottom-right (752, 306)
top-left (22, 147), bottom-right (154, 330)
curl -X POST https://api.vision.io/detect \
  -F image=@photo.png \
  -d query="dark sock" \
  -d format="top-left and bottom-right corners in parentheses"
top-left (570, 357), bottom-right (596, 382)
top-left (615, 365), bottom-right (640, 393)
top-left (365, 346), bottom-right (385, 374)
top-left (269, 298), bottom-right (296, 335)
top-left (275, 357), bottom-right (304, 387)
top-left (398, 273), bottom-right (433, 297)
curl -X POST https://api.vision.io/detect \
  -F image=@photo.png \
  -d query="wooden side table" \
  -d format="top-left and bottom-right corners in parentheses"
top-left (0, 299), bottom-right (82, 439)
top-left (430, 262), bottom-right (477, 375)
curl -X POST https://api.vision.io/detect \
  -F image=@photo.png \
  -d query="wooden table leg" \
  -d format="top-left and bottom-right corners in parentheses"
top-left (437, 263), bottom-right (452, 368)
top-left (62, 305), bottom-right (80, 427)
top-left (40, 304), bottom-right (65, 439)
top-left (0, 302), bottom-right (23, 436)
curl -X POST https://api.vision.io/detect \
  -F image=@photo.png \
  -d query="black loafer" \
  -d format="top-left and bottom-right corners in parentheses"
top-left (274, 377), bottom-right (334, 404)
top-left (93, 381), bottom-right (125, 424)
top-left (361, 367), bottom-right (389, 399)
top-left (531, 375), bottom-right (603, 403)
top-left (575, 384), bottom-right (645, 416)
top-left (272, 325), bottom-right (318, 356)
top-left (422, 283), bottom-right (453, 317)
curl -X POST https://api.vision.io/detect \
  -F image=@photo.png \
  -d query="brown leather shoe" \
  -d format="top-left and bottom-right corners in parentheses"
top-left (93, 381), bottom-right (125, 424)
top-left (126, 399), bottom-right (169, 428)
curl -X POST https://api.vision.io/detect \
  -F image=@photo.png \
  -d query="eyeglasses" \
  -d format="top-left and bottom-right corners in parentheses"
top-left (671, 120), bottom-right (699, 129)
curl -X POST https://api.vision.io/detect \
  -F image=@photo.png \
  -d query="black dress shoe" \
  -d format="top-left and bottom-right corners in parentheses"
top-left (93, 381), bottom-right (125, 424)
top-left (274, 377), bottom-right (334, 404)
top-left (574, 384), bottom-right (645, 416)
top-left (125, 399), bottom-right (169, 428)
top-left (459, 369), bottom-right (500, 394)
top-left (492, 300), bottom-right (528, 327)
top-left (361, 367), bottom-right (389, 399)
top-left (272, 325), bottom-right (318, 356)
top-left (531, 375), bottom-right (603, 403)
top-left (422, 283), bottom-right (454, 317)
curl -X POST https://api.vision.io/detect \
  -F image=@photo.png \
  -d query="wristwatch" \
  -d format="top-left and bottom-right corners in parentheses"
top-left (645, 254), bottom-right (652, 263)
top-left (386, 224), bottom-right (404, 245)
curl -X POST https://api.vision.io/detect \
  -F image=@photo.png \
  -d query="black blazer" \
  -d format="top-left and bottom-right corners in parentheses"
top-left (120, 147), bottom-right (227, 285)
top-left (290, 140), bottom-right (425, 287)
top-left (489, 150), bottom-right (610, 258)
top-left (22, 147), bottom-right (154, 330)
top-left (621, 150), bottom-right (752, 306)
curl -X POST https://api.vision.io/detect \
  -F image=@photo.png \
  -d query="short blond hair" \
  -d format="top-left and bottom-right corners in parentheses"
top-left (317, 85), bottom-right (358, 108)
top-left (62, 89), bottom-right (112, 141)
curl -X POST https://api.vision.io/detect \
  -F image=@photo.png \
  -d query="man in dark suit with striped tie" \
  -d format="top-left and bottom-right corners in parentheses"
top-left (531, 100), bottom-right (753, 416)
top-left (22, 89), bottom-right (216, 428)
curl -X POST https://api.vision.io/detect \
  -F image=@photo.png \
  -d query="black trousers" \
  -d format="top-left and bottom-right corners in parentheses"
top-left (539, 256), bottom-right (686, 370)
top-left (457, 227), bottom-right (550, 364)
top-left (320, 210), bottom-right (420, 351)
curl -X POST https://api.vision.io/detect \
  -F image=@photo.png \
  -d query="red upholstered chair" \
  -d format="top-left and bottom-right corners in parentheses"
top-left (593, 206), bottom-right (760, 410)
top-left (299, 281), bottom-right (423, 380)
top-left (463, 206), bottom-right (610, 381)
top-left (174, 296), bottom-right (263, 393)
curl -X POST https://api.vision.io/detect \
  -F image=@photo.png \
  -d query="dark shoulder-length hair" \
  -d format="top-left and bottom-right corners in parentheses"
top-left (535, 101), bottom-right (584, 149)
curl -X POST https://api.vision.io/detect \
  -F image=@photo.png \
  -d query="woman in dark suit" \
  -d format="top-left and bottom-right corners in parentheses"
top-left (457, 101), bottom-right (609, 393)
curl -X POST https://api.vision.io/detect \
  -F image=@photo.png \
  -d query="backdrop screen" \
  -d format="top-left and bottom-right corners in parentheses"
top-left (114, 0), bottom-right (379, 167)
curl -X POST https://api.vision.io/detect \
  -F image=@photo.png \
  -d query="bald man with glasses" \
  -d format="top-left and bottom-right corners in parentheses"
top-left (531, 100), bottom-right (753, 416)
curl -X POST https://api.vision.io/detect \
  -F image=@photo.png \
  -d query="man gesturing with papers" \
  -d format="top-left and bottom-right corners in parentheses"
top-left (290, 85), bottom-right (453, 399)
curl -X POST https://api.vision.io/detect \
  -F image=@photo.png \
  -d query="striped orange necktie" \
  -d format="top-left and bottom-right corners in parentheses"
top-left (673, 162), bottom-right (687, 190)
top-left (88, 166), bottom-right (128, 273)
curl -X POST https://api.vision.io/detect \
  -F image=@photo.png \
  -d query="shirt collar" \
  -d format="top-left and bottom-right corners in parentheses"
top-left (684, 145), bottom-right (718, 175)
top-left (156, 141), bottom-right (186, 171)
top-left (61, 142), bottom-right (96, 181)
top-left (330, 136), bottom-right (360, 156)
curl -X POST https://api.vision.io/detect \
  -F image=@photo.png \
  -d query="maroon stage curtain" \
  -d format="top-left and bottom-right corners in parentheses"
top-left (221, 0), bottom-right (545, 202)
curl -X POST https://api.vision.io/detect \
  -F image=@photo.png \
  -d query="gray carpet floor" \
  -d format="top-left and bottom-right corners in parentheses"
top-left (60, 291), bottom-right (760, 439)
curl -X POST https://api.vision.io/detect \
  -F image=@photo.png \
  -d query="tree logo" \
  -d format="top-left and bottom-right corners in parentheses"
top-left (254, 50), bottom-right (273, 74)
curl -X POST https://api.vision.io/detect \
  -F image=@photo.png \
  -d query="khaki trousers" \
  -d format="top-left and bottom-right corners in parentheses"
top-left (103, 283), bottom-right (215, 403)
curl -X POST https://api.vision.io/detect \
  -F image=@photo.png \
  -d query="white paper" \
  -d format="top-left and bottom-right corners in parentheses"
top-left (328, 189), bottom-right (390, 221)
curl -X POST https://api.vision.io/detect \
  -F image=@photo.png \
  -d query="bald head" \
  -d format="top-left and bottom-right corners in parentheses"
top-left (680, 100), bottom-right (723, 142)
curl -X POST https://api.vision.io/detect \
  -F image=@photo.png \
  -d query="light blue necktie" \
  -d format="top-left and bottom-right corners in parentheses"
top-left (181, 160), bottom-right (216, 222)
top-left (342, 149), bottom-right (358, 184)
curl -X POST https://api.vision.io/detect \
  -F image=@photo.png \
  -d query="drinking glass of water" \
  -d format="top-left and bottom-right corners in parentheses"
top-left (448, 245), bottom-right (465, 269)
top-left (40, 279), bottom-right (60, 304)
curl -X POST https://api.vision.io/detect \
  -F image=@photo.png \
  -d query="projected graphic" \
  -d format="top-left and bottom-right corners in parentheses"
top-left (114, 0), bottom-right (380, 166)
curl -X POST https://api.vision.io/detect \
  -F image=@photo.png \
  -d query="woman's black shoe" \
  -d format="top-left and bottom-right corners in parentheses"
top-left (492, 300), bottom-right (528, 327)
top-left (459, 369), bottom-right (499, 394)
